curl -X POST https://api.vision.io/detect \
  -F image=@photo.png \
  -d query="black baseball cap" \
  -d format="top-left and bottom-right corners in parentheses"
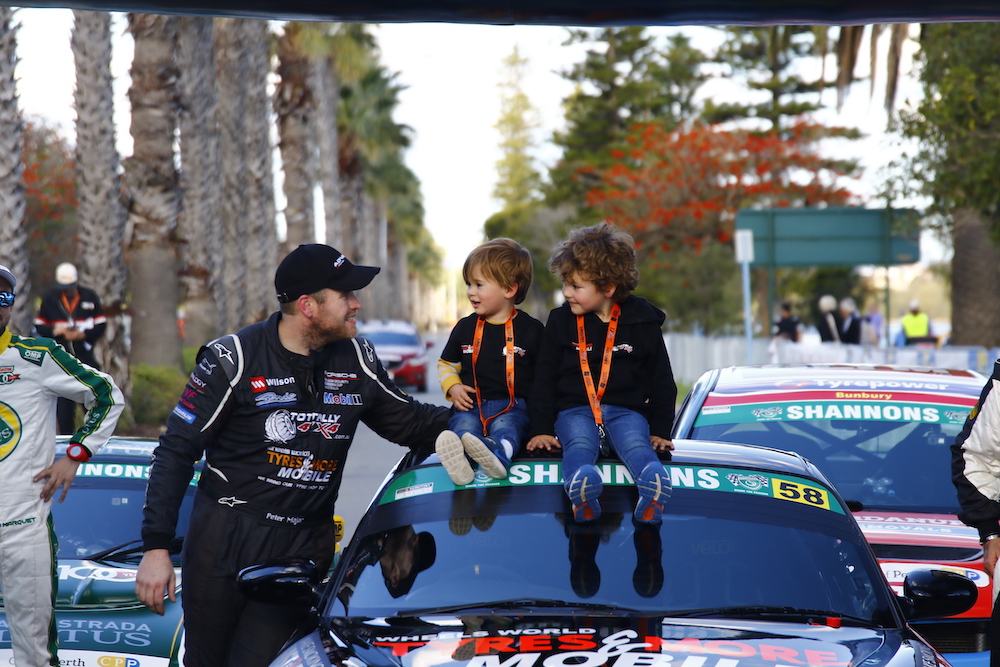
top-left (275, 244), bottom-right (380, 303)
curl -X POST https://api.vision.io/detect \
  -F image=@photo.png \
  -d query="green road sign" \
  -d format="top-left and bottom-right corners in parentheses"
top-left (736, 207), bottom-right (921, 268)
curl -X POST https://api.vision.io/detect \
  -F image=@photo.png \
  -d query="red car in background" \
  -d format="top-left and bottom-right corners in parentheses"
top-left (672, 364), bottom-right (990, 667)
top-left (358, 320), bottom-right (431, 393)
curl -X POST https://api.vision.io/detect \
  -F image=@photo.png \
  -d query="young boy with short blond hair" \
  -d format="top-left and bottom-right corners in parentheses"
top-left (527, 222), bottom-right (676, 524)
top-left (436, 238), bottom-right (545, 485)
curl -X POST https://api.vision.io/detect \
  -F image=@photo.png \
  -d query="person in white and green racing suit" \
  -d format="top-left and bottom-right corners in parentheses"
top-left (0, 264), bottom-right (125, 667)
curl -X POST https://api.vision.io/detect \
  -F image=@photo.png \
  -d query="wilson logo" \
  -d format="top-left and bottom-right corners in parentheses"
top-left (250, 377), bottom-right (267, 393)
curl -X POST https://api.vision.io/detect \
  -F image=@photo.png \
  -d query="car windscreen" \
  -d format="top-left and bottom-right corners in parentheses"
top-left (52, 464), bottom-right (196, 563)
top-left (328, 461), bottom-right (894, 625)
top-left (688, 391), bottom-right (972, 513)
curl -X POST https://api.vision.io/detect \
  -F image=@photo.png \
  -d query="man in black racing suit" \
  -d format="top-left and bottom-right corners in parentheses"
top-left (135, 244), bottom-right (450, 667)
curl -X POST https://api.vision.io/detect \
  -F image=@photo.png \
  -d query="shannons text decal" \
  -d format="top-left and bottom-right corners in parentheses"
top-left (381, 462), bottom-right (843, 514)
top-left (75, 464), bottom-right (202, 486)
top-left (696, 399), bottom-right (971, 426)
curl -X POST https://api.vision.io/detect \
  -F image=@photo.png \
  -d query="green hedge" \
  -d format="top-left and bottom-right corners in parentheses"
top-left (131, 363), bottom-right (189, 427)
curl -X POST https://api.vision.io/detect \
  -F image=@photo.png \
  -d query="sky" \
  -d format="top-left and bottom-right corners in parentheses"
top-left (11, 11), bottom-right (944, 270)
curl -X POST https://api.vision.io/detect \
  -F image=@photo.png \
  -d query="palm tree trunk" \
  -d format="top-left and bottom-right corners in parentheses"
top-left (950, 207), bottom-right (1000, 347)
top-left (176, 15), bottom-right (223, 346)
top-left (338, 150), bottom-right (363, 259)
top-left (214, 17), bottom-right (249, 332)
top-left (243, 19), bottom-right (278, 324)
top-left (275, 23), bottom-right (316, 256)
top-left (72, 9), bottom-right (131, 401)
top-left (313, 54), bottom-right (342, 248)
top-left (0, 9), bottom-right (29, 335)
top-left (124, 13), bottom-right (183, 369)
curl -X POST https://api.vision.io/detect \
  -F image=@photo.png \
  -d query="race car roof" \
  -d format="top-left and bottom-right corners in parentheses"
top-left (709, 363), bottom-right (986, 393)
top-left (12, 0), bottom-right (1000, 26)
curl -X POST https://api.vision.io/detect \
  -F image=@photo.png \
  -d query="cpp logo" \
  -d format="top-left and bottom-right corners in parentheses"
top-left (98, 658), bottom-right (140, 667)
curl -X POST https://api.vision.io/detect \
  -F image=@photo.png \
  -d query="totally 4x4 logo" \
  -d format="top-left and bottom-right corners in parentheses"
top-left (265, 410), bottom-right (342, 444)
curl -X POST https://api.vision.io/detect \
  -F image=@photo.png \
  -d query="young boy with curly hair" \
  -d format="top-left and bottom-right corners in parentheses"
top-left (436, 238), bottom-right (545, 485)
top-left (527, 222), bottom-right (676, 524)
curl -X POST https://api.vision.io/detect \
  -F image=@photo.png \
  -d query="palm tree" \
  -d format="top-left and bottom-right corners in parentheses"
top-left (275, 22), bottom-right (316, 256)
top-left (242, 18), bottom-right (278, 323)
top-left (312, 23), bottom-right (373, 250)
top-left (833, 24), bottom-right (1000, 346)
top-left (176, 15), bottom-right (224, 346)
top-left (339, 63), bottom-right (412, 318)
top-left (214, 17), bottom-right (250, 331)
top-left (71, 9), bottom-right (130, 397)
top-left (0, 8), bottom-right (29, 335)
top-left (313, 50), bottom-right (341, 248)
top-left (124, 13), bottom-right (183, 369)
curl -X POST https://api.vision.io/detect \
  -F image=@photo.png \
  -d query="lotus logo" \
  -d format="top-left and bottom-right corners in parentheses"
top-left (0, 401), bottom-right (22, 462)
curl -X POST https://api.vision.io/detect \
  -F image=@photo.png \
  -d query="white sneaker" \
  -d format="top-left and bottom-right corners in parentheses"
top-left (436, 430), bottom-right (474, 485)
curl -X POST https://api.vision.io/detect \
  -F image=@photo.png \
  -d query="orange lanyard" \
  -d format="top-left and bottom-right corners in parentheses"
top-left (577, 303), bottom-right (620, 437)
top-left (60, 291), bottom-right (80, 324)
top-left (471, 308), bottom-right (517, 436)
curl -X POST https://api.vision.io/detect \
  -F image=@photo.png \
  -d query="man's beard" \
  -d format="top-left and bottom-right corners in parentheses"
top-left (304, 316), bottom-right (355, 350)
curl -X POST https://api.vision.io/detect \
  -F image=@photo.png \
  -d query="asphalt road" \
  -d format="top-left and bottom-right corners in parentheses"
top-left (335, 330), bottom-right (450, 544)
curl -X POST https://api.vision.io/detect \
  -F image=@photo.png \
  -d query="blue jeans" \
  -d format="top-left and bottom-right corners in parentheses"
top-left (555, 405), bottom-right (659, 482)
top-left (449, 398), bottom-right (529, 454)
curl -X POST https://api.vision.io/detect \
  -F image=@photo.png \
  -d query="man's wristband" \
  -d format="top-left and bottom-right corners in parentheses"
top-left (66, 443), bottom-right (91, 463)
top-left (980, 533), bottom-right (1000, 545)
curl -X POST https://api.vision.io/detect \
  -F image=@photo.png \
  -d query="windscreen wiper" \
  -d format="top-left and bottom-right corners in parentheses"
top-left (396, 598), bottom-right (639, 617)
top-left (85, 535), bottom-right (184, 562)
top-left (84, 540), bottom-right (144, 562)
top-left (667, 605), bottom-right (877, 627)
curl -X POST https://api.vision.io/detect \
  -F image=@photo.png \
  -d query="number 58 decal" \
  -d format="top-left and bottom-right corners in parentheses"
top-left (774, 479), bottom-right (831, 510)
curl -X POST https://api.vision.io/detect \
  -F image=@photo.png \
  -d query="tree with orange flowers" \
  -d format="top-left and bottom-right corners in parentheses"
top-left (584, 121), bottom-right (861, 333)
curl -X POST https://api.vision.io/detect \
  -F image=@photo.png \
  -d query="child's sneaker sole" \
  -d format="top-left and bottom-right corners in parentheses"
top-left (436, 430), bottom-right (474, 485)
top-left (634, 462), bottom-right (671, 524)
top-left (565, 465), bottom-right (603, 522)
top-left (461, 432), bottom-right (507, 479)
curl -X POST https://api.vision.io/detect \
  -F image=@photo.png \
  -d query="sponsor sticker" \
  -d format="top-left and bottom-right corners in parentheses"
top-left (695, 398), bottom-right (969, 426)
top-left (0, 401), bottom-right (22, 462)
top-left (18, 347), bottom-right (45, 365)
top-left (255, 391), bottom-right (297, 407)
top-left (173, 406), bottom-right (196, 423)
top-left (324, 392), bottom-right (362, 406)
top-left (380, 462), bottom-right (842, 513)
